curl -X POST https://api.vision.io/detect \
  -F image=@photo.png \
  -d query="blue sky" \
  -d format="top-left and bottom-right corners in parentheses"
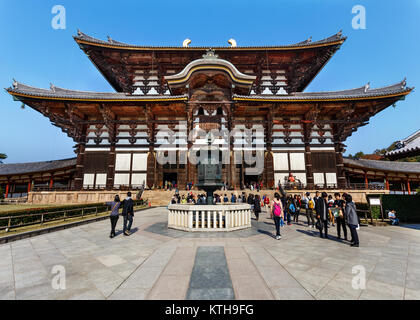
top-left (0, 0), bottom-right (419, 163)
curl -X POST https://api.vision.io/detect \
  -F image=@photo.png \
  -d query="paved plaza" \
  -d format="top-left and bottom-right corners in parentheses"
top-left (1, 207), bottom-right (420, 300)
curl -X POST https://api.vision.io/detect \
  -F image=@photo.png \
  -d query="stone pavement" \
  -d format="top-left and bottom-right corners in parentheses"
top-left (1, 207), bottom-right (420, 300)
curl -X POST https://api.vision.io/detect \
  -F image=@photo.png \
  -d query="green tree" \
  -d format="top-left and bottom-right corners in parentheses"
top-left (348, 151), bottom-right (365, 159)
top-left (0, 153), bottom-right (6, 164)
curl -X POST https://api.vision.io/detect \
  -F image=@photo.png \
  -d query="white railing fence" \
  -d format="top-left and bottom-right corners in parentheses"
top-left (168, 204), bottom-right (252, 232)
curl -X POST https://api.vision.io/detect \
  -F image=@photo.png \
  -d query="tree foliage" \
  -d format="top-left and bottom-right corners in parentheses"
top-left (0, 153), bottom-right (6, 164)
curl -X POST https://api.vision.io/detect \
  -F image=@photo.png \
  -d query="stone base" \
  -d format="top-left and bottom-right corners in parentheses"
top-left (27, 188), bottom-right (388, 205)
top-left (27, 190), bottom-right (144, 205)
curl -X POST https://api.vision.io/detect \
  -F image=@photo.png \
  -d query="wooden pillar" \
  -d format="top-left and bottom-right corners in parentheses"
top-left (27, 180), bottom-right (31, 194)
top-left (303, 121), bottom-right (314, 189)
top-left (5, 182), bottom-right (9, 198)
top-left (364, 172), bottom-right (368, 189)
top-left (335, 143), bottom-right (346, 189)
top-left (407, 178), bottom-right (411, 195)
top-left (106, 145), bottom-right (116, 190)
top-left (49, 176), bottom-right (54, 189)
top-left (74, 144), bottom-right (85, 190)
top-left (385, 177), bottom-right (390, 191)
top-left (304, 144), bottom-right (314, 188)
top-left (230, 150), bottom-right (236, 189)
top-left (146, 105), bottom-right (157, 189)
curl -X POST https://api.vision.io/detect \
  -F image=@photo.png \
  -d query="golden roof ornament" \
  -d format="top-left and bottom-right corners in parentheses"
top-left (202, 48), bottom-right (219, 59)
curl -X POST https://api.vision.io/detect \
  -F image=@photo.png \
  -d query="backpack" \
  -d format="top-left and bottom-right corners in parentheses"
top-left (273, 202), bottom-right (282, 217)
top-left (308, 199), bottom-right (315, 209)
top-left (289, 203), bottom-right (296, 213)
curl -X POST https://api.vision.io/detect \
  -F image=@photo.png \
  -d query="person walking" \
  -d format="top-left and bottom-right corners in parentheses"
top-left (247, 193), bottom-right (254, 208)
top-left (293, 195), bottom-right (301, 223)
top-left (303, 192), bottom-right (315, 228)
top-left (121, 191), bottom-right (134, 236)
top-left (254, 194), bottom-right (262, 221)
top-left (315, 192), bottom-right (329, 239)
top-left (271, 192), bottom-right (284, 240)
top-left (286, 195), bottom-right (294, 225)
top-left (334, 193), bottom-right (348, 240)
top-left (106, 195), bottom-right (121, 238)
top-left (263, 195), bottom-right (270, 217)
top-left (344, 194), bottom-right (360, 247)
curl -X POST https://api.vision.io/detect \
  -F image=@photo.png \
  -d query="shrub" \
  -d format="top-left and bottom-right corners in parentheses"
top-left (380, 195), bottom-right (420, 223)
top-left (0, 199), bottom-right (147, 229)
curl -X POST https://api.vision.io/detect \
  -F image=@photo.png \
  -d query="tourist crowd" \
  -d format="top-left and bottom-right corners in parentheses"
top-left (169, 190), bottom-right (361, 247)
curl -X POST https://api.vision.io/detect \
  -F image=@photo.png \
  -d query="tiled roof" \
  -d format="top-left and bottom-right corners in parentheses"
top-left (386, 129), bottom-right (420, 157)
top-left (0, 158), bottom-right (76, 176)
top-left (233, 80), bottom-right (413, 101)
top-left (343, 157), bottom-right (420, 174)
top-left (73, 30), bottom-right (346, 50)
top-left (6, 80), bottom-right (412, 102)
top-left (5, 82), bottom-right (188, 101)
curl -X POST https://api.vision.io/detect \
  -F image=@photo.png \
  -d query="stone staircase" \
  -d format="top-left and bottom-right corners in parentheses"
top-left (141, 188), bottom-right (383, 206)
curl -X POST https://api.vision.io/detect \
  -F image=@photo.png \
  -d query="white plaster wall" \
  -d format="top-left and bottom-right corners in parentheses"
top-left (274, 173), bottom-right (289, 186)
top-left (115, 154), bottom-right (131, 171)
top-left (293, 173), bottom-right (307, 186)
top-left (95, 173), bottom-right (107, 186)
top-left (326, 173), bottom-right (337, 185)
top-left (314, 173), bottom-right (325, 185)
top-left (273, 153), bottom-right (289, 171)
top-left (114, 173), bottom-right (130, 186)
top-left (132, 153), bottom-right (148, 171)
top-left (83, 173), bottom-right (94, 186)
top-left (131, 173), bottom-right (147, 186)
top-left (290, 153), bottom-right (306, 171)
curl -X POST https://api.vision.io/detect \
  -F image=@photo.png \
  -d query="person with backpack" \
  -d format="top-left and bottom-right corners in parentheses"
top-left (121, 191), bottom-right (134, 236)
top-left (271, 192), bottom-right (284, 240)
top-left (334, 193), bottom-right (348, 240)
top-left (287, 195), bottom-right (296, 225)
top-left (304, 192), bottom-right (316, 228)
top-left (106, 195), bottom-right (121, 238)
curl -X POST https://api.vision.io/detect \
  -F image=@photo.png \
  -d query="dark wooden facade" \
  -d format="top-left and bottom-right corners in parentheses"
top-left (5, 32), bottom-right (413, 191)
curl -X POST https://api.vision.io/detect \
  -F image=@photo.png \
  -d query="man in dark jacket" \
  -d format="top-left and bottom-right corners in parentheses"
top-left (316, 192), bottom-right (329, 239)
top-left (122, 192), bottom-right (134, 236)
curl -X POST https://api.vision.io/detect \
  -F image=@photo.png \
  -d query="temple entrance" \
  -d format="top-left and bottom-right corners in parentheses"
top-left (163, 172), bottom-right (178, 188)
top-left (244, 174), bottom-right (261, 188)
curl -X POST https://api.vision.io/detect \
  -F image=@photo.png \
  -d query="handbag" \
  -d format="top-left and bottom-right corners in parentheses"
top-left (331, 208), bottom-right (340, 218)
top-left (315, 220), bottom-right (322, 230)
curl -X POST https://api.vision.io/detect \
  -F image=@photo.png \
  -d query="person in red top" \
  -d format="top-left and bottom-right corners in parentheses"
top-left (263, 195), bottom-right (270, 217)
